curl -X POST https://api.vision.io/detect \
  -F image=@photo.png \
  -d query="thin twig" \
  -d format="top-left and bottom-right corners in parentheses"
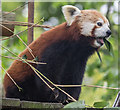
top-left (0, 66), bottom-right (22, 91)
top-left (0, 55), bottom-right (46, 65)
top-left (0, 23), bottom-right (35, 59)
top-left (2, 2), bottom-right (28, 17)
top-left (1, 21), bottom-right (53, 28)
top-left (55, 84), bottom-right (120, 90)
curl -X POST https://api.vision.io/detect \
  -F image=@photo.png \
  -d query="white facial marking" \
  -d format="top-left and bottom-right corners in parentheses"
top-left (94, 23), bottom-right (110, 37)
top-left (98, 18), bottom-right (104, 23)
top-left (81, 22), bottom-right (95, 36)
top-left (93, 40), bottom-right (101, 47)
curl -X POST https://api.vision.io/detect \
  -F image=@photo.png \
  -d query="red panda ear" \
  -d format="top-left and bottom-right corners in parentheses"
top-left (62, 5), bottom-right (81, 26)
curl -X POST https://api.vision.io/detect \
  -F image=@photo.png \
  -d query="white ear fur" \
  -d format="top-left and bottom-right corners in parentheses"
top-left (62, 5), bottom-right (81, 26)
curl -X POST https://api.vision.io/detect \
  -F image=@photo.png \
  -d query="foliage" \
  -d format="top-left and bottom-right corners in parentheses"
top-left (1, 1), bottom-right (119, 108)
top-left (93, 101), bottom-right (109, 108)
top-left (103, 38), bottom-right (114, 57)
top-left (63, 100), bottom-right (85, 109)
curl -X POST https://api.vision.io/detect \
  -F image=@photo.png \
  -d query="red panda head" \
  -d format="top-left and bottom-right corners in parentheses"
top-left (62, 5), bottom-right (111, 48)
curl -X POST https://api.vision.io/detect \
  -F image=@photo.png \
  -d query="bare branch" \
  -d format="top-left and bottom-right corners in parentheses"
top-left (1, 21), bottom-right (53, 28)
top-left (55, 84), bottom-right (120, 90)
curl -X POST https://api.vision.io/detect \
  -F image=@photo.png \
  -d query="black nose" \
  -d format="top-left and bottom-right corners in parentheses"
top-left (106, 30), bottom-right (111, 36)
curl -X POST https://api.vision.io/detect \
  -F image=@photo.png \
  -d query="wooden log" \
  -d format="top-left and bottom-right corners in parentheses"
top-left (2, 98), bottom-right (20, 108)
top-left (2, 98), bottom-right (63, 109)
top-left (21, 100), bottom-right (63, 109)
top-left (0, 12), bottom-right (15, 37)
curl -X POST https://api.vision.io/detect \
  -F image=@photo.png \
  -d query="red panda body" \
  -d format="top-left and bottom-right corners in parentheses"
top-left (3, 5), bottom-right (111, 104)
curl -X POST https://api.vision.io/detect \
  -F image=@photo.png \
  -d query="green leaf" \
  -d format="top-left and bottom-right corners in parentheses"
top-left (63, 100), bottom-right (85, 109)
top-left (22, 55), bottom-right (27, 63)
top-left (22, 54), bottom-right (27, 59)
top-left (33, 56), bottom-right (39, 62)
top-left (96, 50), bottom-right (102, 63)
top-left (103, 38), bottom-right (114, 57)
top-left (93, 101), bottom-right (109, 108)
top-left (40, 17), bottom-right (44, 22)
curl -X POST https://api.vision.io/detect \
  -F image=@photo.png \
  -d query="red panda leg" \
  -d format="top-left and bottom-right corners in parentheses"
top-left (5, 86), bottom-right (25, 99)
top-left (4, 74), bottom-right (41, 101)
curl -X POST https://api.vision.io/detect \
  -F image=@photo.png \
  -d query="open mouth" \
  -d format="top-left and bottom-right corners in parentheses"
top-left (96, 37), bottom-right (104, 46)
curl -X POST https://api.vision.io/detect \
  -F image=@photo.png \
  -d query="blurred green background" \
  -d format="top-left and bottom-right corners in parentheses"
top-left (1, 1), bottom-right (119, 107)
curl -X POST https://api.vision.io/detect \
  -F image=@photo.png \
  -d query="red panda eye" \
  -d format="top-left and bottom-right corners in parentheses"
top-left (97, 22), bottom-right (102, 26)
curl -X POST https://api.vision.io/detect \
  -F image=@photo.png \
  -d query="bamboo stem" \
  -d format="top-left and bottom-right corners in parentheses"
top-left (55, 84), bottom-right (120, 90)
top-left (0, 55), bottom-right (46, 64)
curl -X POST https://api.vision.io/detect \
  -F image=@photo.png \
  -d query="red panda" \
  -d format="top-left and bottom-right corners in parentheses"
top-left (3, 5), bottom-right (111, 104)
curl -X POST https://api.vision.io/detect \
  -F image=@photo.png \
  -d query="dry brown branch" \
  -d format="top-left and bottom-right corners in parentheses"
top-left (1, 21), bottom-right (53, 28)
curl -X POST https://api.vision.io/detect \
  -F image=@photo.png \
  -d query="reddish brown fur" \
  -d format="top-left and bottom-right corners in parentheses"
top-left (81, 10), bottom-right (108, 23)
top-left (3, 22), bottom-right (81, 92)
top-left (91, 25), bottom-right (97, 37)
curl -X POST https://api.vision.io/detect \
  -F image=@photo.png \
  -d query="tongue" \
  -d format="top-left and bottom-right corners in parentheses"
top-left (97, 38), bottom-right (104, 45)
top-left (99, 39), bottom-right (104, 44)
